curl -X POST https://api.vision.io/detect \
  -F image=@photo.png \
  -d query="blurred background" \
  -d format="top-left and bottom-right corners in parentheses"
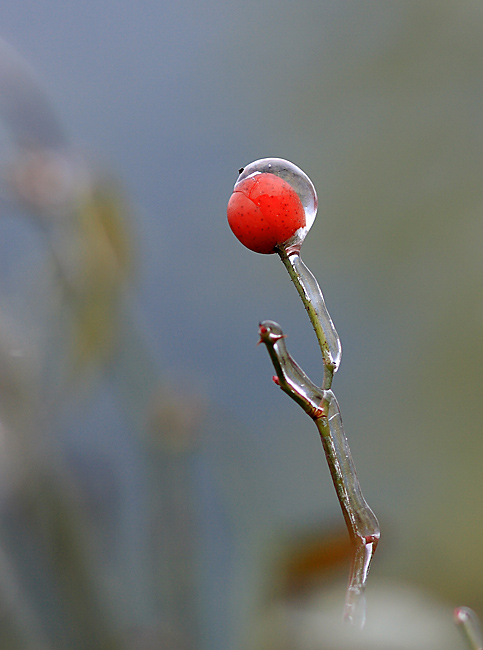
top-left (0, 1), bottom-right (481, 649)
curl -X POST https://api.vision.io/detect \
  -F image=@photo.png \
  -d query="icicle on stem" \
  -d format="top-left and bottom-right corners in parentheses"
top-left (277, 245), bottom-right (341, 389)
top-left (318, 394), bottom-right (379, 626)
top-left (455, 607), bottom-right (483, 650)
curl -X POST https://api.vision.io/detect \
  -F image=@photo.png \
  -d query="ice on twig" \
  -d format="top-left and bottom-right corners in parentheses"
top-left (259, 321), bottom-right (379, 627)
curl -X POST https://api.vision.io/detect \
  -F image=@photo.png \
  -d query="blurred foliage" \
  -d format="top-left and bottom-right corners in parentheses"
top-left (0, 38), bottom-right (205, 650)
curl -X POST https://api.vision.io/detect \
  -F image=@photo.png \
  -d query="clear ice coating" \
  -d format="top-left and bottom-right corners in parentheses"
top-left (235, 158), bottom-right (317, 247)
top-left (258, 320), bottom-right (330, 419)
top-left (286, 251), bottom-right (342, 373)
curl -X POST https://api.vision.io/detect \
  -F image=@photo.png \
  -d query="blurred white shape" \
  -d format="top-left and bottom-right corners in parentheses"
top-left (258, 580), bottom-right (466, 650)
top-left (7, 148), bottom-right (87, 218)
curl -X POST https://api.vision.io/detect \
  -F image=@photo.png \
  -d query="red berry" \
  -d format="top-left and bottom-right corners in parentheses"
top-left (227, 173), bottom-right (306, 254)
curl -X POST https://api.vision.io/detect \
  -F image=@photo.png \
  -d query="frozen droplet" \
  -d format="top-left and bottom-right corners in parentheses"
top-left (235, 158), bottom-right (317, 247)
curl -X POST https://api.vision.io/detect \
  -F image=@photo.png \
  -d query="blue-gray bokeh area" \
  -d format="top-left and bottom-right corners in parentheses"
top-left (2, 2), bottom-right (483, 649)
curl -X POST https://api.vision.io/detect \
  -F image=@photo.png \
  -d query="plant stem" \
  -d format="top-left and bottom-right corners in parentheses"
top-left (260, 244), bottom-right (379, 626)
